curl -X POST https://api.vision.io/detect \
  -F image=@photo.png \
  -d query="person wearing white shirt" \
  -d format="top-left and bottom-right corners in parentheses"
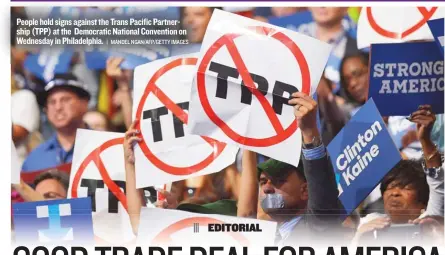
top-left (12, 89), bottom-right (40, 165)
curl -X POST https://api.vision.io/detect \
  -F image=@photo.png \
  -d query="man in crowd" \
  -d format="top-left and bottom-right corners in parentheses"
top-left (33, 170), bottom-right (69, 200)
top-left (302, 8), bottom-right (359, 145)
top-left (236, 92), bottom-right (345, 246)
top-left (353, 105), bottom-right (444, 245)
top-left (305, 7), bottom-right (358, 57)
top-left (180, 7), bottom-right (218, 43)
top-left (21, 73), bottom-right (90, 172)
top-left (12, 170), bottom-right (69, 201)
top-left (303, 7), bottom-right (359, 90)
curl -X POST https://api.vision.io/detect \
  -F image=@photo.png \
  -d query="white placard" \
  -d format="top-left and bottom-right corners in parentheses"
top-left (68, 129), bottom-right (135, 244)
top-left (357, 6), bottom-right (445, 49)
top-left (188, 9), bottom-right (332, 167)
top-left (132, 53), bottom-right (239, 188)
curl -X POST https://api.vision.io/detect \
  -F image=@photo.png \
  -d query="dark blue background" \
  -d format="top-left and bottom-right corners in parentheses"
top-left (369, 41), bottom-right (444, 116)
top-left (428, 18), bottom-right (444, 56)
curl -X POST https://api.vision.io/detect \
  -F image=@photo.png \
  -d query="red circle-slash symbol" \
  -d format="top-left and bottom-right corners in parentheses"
top-left (71, 137), bottom-right (127, 210)
top-left (367, 7), bottom-right (438, 39)
top-left (135, 57), bottom-right (227, 176)
top-left (152, 217), bottom-right (250, 245)
top-left (197, 26), bottom-right (311, 147)
top-left (71, 137), bottom-right (137, 245)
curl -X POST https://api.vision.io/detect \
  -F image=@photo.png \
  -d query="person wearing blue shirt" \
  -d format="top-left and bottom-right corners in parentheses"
top-left (21, 73), bottom-right (90, 172)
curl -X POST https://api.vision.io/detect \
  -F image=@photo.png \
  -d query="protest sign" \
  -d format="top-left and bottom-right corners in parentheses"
top-left (328, 99), bottom-right (402, 215)
top-left (11, 141), bottom-right (20, 185)
top-left (188, 9), bottom-right (332, 167)
top-left (357, 7), bottom-right (444, 49)
top-left (13, 197), bottom-right (94, 245)
top-left (68, 129), bottom-right (143, 244)
top-left (24, 48), bottom-right (74, 82)
top-left (368, 41), bottom-right (444, 116)
top-left (133, 53), bottom-right (239, 188)
top-left (136, 207), bottom-right (277, 247)
top-left (427, 18), bottom-right (444, 55)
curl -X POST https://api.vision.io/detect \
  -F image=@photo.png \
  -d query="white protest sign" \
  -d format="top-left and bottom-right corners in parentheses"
top-left (132, 53), bottom-right (239, 188)
top-left (68, 129), bottom-right (135, 244)
top-left (357, 6), bottom-right (445, 49)
top-left (136, 207), bottom-right (277, 248)
top-left (11, 141), bottom-right (20, 184)
top-left (188, 9), bottom-right (332, 167)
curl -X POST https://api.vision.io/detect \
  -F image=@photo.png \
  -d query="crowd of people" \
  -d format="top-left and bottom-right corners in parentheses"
top-left (10, 6), bottom-right (444, 246)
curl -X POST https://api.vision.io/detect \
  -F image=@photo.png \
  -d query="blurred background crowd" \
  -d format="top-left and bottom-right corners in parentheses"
top-left (10, 6), bottom-right (444, 245)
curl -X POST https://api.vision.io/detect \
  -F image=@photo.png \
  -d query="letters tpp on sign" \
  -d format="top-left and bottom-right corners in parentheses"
top-left (69, 129), bottom-right (137, 243)
top-left (132, 54), bottom-right (238, 188)
top-left (187, 10), bottom-right (332, 167)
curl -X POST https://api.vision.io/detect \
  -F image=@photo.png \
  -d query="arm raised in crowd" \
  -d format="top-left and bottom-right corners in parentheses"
top-left (237, 151), bottom-right (258, 218)
top-left (317, 77), bottom-right (348, 144)
top-left (12, 180), bottom-right (45, 202)
top-left (289, 92), bottom-right (341, 218)
top-left (410, 105), bottom-right (444, 217)
top-left (123, 119), bottom-right (146, 235)
top-left (106, 57), bottom-right (133, 129)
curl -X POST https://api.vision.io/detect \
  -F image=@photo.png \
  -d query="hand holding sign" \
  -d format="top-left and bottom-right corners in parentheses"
top-left (124, 120), bottom-right (142, 165)
top-left (356, 216), bottom-right (391, 239)
top-left (408, 105), bottom-right (442, 170)
top-left (154, 189), bottom-right (179, 209)
top-left (289, 92), bottom-right (319, 143)
top-left (409, 105), bottom-right (437, 142)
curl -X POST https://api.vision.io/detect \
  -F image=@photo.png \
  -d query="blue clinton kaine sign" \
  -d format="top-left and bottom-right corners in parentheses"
top-left (327, 99), bottom-right (402, 215)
